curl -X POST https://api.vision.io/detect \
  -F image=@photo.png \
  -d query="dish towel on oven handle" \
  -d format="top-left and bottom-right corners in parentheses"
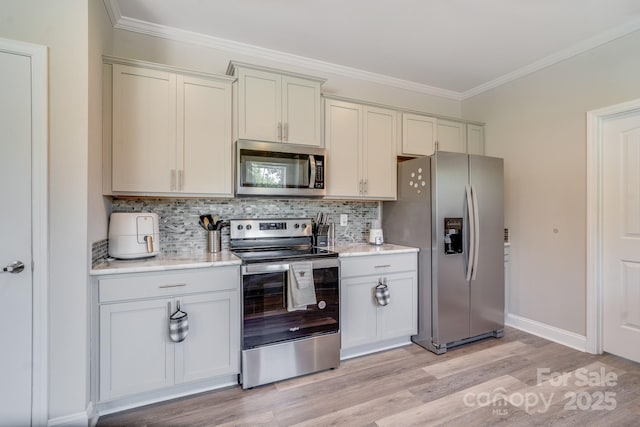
top-left (287, 261), bottom-right (317, 311)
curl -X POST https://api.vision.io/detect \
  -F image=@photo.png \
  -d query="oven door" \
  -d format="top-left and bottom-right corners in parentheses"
top-left (241, 258), bottom-right (339, 349)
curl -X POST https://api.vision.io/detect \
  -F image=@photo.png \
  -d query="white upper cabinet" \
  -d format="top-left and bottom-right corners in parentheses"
top-left (177, 75), bottom-right (233, 195)
top-left (401, 113), bottom-right (436, 156)
top-left (324, 98), bottom-right (397, 200)
top-left (108, 60), bottom-right (234, 197)
top-left (400, 112), bottom-right (484, 156)
top-left (466, 123), bottom-right (485, 155)
top-left (112, 65), bottom-right (176, 193)
top-left (436, 119), bottom-right (466, 153)
top-left (229, 62), bottom-right (325, 146)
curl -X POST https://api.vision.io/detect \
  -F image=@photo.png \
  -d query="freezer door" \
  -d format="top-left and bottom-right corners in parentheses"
top-left (469, 155), bottom-right (505, 336)
top-left (432, 152), bottom-right (471, 345)
top-left (383, 157), bottom-right (432, 346)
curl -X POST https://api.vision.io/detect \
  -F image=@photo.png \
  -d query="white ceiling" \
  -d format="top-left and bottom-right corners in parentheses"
top-left (107, 0), bottom-right (640, 99)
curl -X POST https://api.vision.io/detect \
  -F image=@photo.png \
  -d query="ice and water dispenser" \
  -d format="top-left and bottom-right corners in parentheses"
top-left (444, 217), bottom-right (463, 254)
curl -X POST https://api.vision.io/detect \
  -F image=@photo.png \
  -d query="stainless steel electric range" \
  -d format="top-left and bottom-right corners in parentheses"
top-left (230, 218), bottom-right (340, 389)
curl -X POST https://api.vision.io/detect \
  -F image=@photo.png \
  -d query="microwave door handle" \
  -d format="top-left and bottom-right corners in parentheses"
top-left (309, 155), bottom-right (316, 189)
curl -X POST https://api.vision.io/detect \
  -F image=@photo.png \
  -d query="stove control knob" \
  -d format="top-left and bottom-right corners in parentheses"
top-left (294, 223), bottom-right (300, 229)
top-left (237, 225), bottom-right (243, 230)
top-left (246, 224), bottom-right (252, 230)
top-left (301, 223), bottom-right (307, 229)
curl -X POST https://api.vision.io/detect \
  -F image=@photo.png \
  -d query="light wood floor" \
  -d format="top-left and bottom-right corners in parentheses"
top-left (98, 327), bottom-right (640, 426)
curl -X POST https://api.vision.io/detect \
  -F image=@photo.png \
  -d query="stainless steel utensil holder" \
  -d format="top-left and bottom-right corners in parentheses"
top-left (208, 230), bottom-right (221, 253)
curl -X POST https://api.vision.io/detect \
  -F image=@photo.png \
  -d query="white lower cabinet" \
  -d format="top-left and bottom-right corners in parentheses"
top-left (340, 253), bottom-right (417, 355)
top-left (100, 298), bottom-right (175, 399)
top-left (96, 266), bottom-right (240, 402)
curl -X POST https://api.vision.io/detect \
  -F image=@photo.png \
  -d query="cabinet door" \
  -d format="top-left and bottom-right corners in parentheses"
top-left (437, 119), bottom-right (466, 153)
top-left (100, 298), bottom-right (174, 400)
top-left (324, 99), bottom-right (362, 198)
top-left (175, 291), bottom-right (240, 384)
top-left (237, 68), bottom-right (281, 142)
top-left (112, 64), bottom-right (176, 192)
top-left (341, 277), bottom-right (378, 349)
top-left (401, 113), bottom-right (436, 156)
top-left (177, 75), bottom-right (233, 195)
top-left (467, 124), bottom-right (485, 155)
top-left (377, 273), bottom-right (417, 340)
top-left (282, 76), bottom-right (322, 146)
top-left (363, 106), bottom-right (397, 199)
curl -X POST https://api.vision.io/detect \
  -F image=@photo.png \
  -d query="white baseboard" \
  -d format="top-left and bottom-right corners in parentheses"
top-left (340, 336), bottom-right (412, 360)
top-left (506, 313), bottom-right (588, 352)
top-left (47, 408), bottom-right (89, 427)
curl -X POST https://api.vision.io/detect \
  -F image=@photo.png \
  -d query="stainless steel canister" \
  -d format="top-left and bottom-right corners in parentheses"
top-left (208, 230), bottom-right (221, 253)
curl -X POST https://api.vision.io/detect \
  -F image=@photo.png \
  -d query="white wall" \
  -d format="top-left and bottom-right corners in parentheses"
top-left (462, 30), bottom-right (640, 336)
top-left (110, 29), bottom-right (462, 118)
top-left (0, 0), bottom-right (89, 421)
top-left (89, 0), bottom-right (113, 243)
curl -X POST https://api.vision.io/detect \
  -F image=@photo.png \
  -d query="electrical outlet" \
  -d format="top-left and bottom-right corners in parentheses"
top-left (340, 214), bottom-right (348, 226)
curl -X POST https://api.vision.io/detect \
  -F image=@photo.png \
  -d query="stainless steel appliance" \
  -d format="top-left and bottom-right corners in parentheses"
top-left (230, 218), bottom-right (340, 388)
top-left (236, 140), bottom-right (326, 197)
top-left (383, 152), bottom-right (504, 354)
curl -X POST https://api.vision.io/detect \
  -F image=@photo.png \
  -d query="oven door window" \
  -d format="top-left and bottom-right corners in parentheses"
top-left (239, 150), bottom-right (309, 189)
top-left (242, 267), bottom-right (339, 349)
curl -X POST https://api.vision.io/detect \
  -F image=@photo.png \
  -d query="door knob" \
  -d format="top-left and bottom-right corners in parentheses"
top-left (2, 260), bottom-right (25, 274)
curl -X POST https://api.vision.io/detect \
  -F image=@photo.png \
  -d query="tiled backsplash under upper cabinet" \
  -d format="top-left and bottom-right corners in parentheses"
top-left (108, 198), bottom-right (379, 256)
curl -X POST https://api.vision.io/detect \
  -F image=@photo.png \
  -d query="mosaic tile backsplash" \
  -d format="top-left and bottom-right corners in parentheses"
top-left (109, 198), bottom-right (380, 255)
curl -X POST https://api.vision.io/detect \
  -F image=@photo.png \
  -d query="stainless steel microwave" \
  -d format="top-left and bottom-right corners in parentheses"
top-left (236, 140), bottom-right (326, 197)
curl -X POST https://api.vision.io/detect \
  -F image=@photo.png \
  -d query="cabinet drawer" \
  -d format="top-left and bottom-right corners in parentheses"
top-left (340, 253), bottom-right (417, 278)
top-left (99, 266), bottom-right (240, 303)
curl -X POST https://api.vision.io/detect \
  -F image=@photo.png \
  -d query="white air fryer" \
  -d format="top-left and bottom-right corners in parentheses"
top-left (108, 212), bottom-right (160, 259)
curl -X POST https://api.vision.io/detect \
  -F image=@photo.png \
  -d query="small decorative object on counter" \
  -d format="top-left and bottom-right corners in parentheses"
top-left (375, 278), bottom-right (390, 306)
top-left (169, 301), bottom-right (189, 342)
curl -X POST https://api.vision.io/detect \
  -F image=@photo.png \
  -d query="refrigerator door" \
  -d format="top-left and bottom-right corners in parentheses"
top-left (432, 152), bottom-right (472, 346)
top-left (469, 155), bottom-right (505, 337)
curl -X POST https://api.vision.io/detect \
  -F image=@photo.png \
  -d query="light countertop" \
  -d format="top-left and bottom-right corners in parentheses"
top-left (331, 243), bottom-right (419, 257)
top-left (90, 243), bottom-right (420, 275)
top-left (90, 250), bottom-right (241, 276)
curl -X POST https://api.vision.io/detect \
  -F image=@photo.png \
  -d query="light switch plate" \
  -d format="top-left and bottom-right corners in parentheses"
top-left (340, 214), bottom-right (348, 226)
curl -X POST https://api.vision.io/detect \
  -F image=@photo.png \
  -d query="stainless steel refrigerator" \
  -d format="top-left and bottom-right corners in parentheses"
top-left (383, 151), bottom-right (504, 354)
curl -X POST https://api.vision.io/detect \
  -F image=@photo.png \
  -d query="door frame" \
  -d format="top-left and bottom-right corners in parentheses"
top-left (586, 97), bottom-right (640, 354)
top-left (0, 37), bottom-right (49, 425)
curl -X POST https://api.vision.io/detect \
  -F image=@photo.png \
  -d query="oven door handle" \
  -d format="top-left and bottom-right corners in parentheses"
top-left (241, 258), bottom-right (339, 275)
top-left (242, 263), bottom-right (290, 275)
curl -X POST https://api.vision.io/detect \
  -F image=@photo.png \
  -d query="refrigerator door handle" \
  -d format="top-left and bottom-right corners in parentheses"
top-left (471, 184), bottom-right (481, 281)
top-left (465, 184), bottom-right (475, 282)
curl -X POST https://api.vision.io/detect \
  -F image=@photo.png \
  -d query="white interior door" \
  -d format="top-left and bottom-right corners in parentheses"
top-left (603, 109), bottom-right (640, 363)
top-left (0, 48), bottom-right (33, 425)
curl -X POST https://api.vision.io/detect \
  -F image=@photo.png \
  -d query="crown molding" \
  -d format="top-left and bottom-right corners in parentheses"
top-left (102, 0), bottom-right (122, 27)
top-left (102, 1), bottom-right (463, 101)
top-left (103, 0), bottom-right (640, 102)
top-left (461, 17), bottom-right (640, 99)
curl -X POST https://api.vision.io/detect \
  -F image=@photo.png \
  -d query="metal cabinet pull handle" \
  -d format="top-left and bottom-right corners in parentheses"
top-left (170, 169), bottom-right (176, 191)
top-left (2, 260), bottom-right (25, 274)
top-left (278, 122), bottom-right (282, 140)
top-left (374, 264), bottom-right (391, 268)
top-left (159, 283), bottom-right (187, 289)
top-left (284, 123), bottom-right (288, 141)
